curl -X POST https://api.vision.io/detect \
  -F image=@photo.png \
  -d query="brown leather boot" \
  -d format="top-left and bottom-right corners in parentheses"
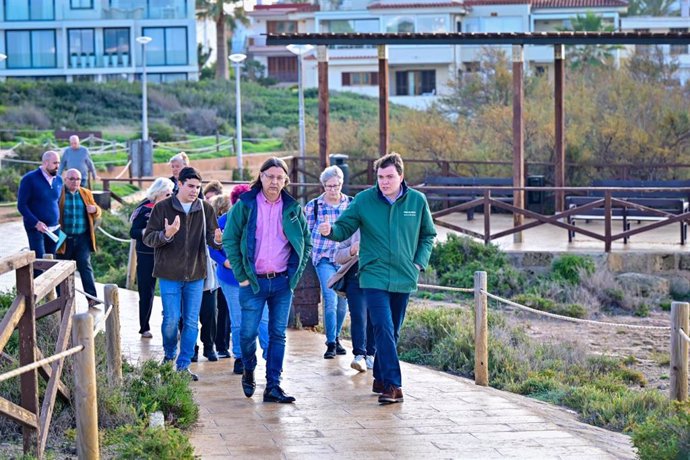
top-left (378, 386), bottom-right (404, 404)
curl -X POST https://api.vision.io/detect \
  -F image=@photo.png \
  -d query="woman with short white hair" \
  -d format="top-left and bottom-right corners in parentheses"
top-left (130, 177), bottom-right (174, 338)
top-left (168, 152), bottom-right (189, 195)
top-left (304, 165), bottom-right (351, 359)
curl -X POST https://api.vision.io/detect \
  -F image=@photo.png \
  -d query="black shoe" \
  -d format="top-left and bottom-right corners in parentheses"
top-left (242, 369), bottom-right (256, 397)
top-left (217, 350), bottom-right (231, 359)
top-left (335, 338), bottom-right (347, 355)
top-left (233, 358), bottom-right (244, 375)
top-left (191, 345), bottom-right (199, 363)
top-left (178, 368), bottom-right (199, 382)
top-left (204, 349), bottom-right (218, 362)
top-left (324, 342), bottom-right (336, 359)
top-left (263, 386), bottom-right (295, 403)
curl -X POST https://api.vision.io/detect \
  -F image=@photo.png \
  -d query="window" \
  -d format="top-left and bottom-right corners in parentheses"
top-left (5, 0), bottom-right (54, 20)
top-left (463, 62), bottom-right (480, 73)
top-left (395, 70), bottom-right (436, 96)
top-left (385, 16), bottom-right (415, 33)
top-left (71, 0), bottom-right (93, 8)
top-left (417, 16), bottom-right (447, 33)
top-left (342, 72), bottom-right (378, 86)
top-left (68, 29), bottom-right (95, 56)
top-left (5, 30), bottom-right (57, 69)
top-left (147, 0), bottom-right (187, 19)
top-left (321, 19), bottom-right (379, 33)
top-left (142, 27), bottom-right (188, 66)
top-left (671, 28), bottom-right (689, 56)
top-left (267, 56), bottom-right (297, 82)
top-left (104, 28), bottom-right (130, 66)
top-left (145, 73), bottom-right (188, 83)
top-left (267, 21), bottom-right (297, 34)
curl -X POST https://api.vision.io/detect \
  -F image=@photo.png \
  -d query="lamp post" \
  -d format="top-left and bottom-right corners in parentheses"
top-left (136, 36), bottom-right (152, 141)
top-left (286, 44), bottom-right (314, 171)
top-left (229, 53), bottom-right (247, 177)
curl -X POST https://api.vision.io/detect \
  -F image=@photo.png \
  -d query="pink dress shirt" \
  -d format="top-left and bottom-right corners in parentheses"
top-left (254, 190), bottom-right (290, 274)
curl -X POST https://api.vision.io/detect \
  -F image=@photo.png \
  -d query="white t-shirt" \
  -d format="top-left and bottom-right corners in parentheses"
top-left (181, 202), bottom-right (192, 214)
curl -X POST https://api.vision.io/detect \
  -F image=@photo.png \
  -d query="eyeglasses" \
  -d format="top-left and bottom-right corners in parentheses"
top-left (66, 177), bottom-right (81, 181)
top-left (323, 183), bottom-right (342, 189)
top-left (262, 173), bottom-right (287, 183)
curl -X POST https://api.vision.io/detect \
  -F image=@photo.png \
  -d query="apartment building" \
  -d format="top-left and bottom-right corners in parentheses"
top-left (246, 0), bottom-right (627, 108)
top-left (0, 0), bottom-right (198, 82)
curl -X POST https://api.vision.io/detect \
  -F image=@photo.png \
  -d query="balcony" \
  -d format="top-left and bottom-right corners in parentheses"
top-left (103, 0), bottom-right (188, 20)
top-left (69, 53), bottom-right (131, 69)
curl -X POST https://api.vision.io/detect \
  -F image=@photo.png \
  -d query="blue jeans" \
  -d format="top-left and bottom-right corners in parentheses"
top-left (57, 233), bottom-right (97, 298)
top-left (159, 278), bottom-right (204, 370)
top-left (239, 274), bottom-right (293, 388)
top-left (364, 289), bottom-right (410, 388)
top-left (345, 270), bottom-right (375, 357)
top-left (219, 279), bottom-right (269, 361)
top-left (315, 258), bottom-right (348, 343)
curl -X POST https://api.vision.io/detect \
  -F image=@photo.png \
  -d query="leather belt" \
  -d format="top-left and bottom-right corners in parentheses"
top-left (256, 271), bottom-right (287, 279)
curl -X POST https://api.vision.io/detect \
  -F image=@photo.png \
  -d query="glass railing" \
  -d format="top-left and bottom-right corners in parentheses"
top-left (103, 0), bottom-right (188, 19)
top-left (68, 53), bottom-right (131, 68)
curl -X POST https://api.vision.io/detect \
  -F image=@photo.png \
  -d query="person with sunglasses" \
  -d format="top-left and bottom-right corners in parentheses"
top-left (130, 177), bottom-right (175, 339)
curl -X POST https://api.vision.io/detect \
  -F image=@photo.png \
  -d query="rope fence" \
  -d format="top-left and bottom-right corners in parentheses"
top-left (97, 226), bottom-right (130, 243)
top-left (113, 160), bottom-right (132, 179)
top-left (419, 272), bottom-right (688, 401)
top-left (0, 345), bottom-right (84, 383)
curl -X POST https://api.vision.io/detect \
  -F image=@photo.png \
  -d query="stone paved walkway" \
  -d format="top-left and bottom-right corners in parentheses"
top-left (0, 219), bottom-right (637, 459)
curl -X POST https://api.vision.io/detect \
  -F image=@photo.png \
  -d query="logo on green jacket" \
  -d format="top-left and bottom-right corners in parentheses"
top-left (403, 210), bottom-right (417, 217)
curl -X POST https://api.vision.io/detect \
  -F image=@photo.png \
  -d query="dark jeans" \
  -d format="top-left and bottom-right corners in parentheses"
top-left (199, 288), bottom-right (218, 352)
top-left (26, 227), bottom-right (58, 260)
top-left (215, 286), bottom-right (231, 353)
top-left (136, 252), bottom-right (156, 333)
top-left (57, 233), bottom-right (97, 298)
top-left (239, 275), bottom-right (293, 388)
top-left (363, 288), bottom-right (410, 389)
top-left (345, 270), bottom-right (375, 357)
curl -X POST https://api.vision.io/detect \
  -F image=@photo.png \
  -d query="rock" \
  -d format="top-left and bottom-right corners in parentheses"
top-left (149, 411), bottom-right (165, 429)
top-left (615, 273), bottom-right (670, 298)
top-left (669, 276), bottom-right (690, 298)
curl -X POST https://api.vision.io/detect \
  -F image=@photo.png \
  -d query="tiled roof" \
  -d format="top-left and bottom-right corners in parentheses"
top-left (367, 2), bottom-right (464, 8)
top-left (464, 0), bottom-right (626, 5)
top-left (253, 3), bottom-right (319, 12)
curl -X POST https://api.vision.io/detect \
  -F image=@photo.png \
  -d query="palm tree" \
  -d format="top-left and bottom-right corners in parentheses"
top-left (626, 0), bottom-right (677, 16)
top-left (196, 0), bottom-right (249, 80)
top-left (560, 12), bottom-right (619, 69)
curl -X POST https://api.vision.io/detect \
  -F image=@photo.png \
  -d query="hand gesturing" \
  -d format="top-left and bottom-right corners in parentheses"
top-left (164, 215), bottom-right (181, 239)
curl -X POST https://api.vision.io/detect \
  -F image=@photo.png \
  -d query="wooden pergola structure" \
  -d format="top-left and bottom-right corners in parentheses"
top-left (267, 31), bottom-right (690, 236)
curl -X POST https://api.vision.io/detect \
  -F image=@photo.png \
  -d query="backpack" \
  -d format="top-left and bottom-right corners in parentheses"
top-left (310, 194), bottom-right (353, 222)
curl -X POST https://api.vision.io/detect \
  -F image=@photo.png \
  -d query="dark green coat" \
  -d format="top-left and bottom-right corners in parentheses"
top-left (326, 181), bottom-right (436, 293)
top-left (222, 187), bottom-right (312, 294)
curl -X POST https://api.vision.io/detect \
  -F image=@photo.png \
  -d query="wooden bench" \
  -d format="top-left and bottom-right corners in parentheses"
top-left (566, 179), bottom-right (690, 244)
top-left (423, 176), bottom-right (513, 220)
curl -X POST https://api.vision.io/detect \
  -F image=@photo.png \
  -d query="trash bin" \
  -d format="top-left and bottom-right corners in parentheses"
top-left (526, 175), bottom-right (545, 211)
top-left (92, 190), bottom-right (111, 211)
top-left (329, 154), bottom-right (350, 195)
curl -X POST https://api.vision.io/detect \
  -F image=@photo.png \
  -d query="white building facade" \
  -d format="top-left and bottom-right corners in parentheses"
top-left (0, 0), bottom-right (198, 82)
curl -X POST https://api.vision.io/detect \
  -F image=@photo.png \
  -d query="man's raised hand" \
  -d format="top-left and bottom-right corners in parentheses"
top-left (164, 215), bottom-right (181, 239)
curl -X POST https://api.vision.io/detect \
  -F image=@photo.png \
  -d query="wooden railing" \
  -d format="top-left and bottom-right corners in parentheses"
top-left (0, 251), bottom-right (122, 459)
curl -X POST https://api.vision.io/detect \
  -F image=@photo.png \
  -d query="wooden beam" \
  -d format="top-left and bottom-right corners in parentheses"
top-left (34, 261), bottom-right (75, 301)
top-left (378, 45), bottom-right (389, 157)
top-left (512, 45), bottom-right (525, 243)
top-left (0, 396), bottom-right (38, 429)
top-left (35, 348), bottom-right (70, 402)
top-left (0, 295), bottom-right (25, 355)
top-left (0, 252), bottom-right (35, 276)
top-left (317, 46), bottom-right (330, 170)
top-left (554, 44), bottom-right (565, 212)
top-left (35, 297), bottom-right (66, 320)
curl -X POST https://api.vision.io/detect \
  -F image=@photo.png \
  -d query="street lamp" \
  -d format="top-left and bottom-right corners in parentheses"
top-left (229, 53), bottom-right (247, 177)
top-left (286, 44), bottom-right (314, 166)
top-left (136, 36), bottom-right (152, 141)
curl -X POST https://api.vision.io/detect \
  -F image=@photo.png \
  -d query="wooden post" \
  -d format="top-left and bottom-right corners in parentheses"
top-left (512, 45), bottom-right (525, 244)
top-left (43, 254), bottom-right (56, 302)
top-left (670, 301), bottom-right (689, 402)
top-left (104, 284), bottom-right (122, 386)
top-left (378, 45), bottom-right (389, 157)
top-left (16, 261), bottom-right (38, 456)
top-left (474, 271), bottom-right (488, 386)
top-left (72, 313), bottom-right (100, 460)
top-left (125, 240), bottom-right (137, 290)
top-left (554, 44), bottom-right (565, 213)
top-left (317, 46), bottom-right (329, 170)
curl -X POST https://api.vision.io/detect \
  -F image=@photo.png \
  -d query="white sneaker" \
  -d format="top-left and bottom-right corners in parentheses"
top-left (350, 355), bottom-right (367, 373)
top-left (365, 355), bottom-right (375, 369)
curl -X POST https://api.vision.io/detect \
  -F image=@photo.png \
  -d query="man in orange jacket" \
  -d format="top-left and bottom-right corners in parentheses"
top-left (57, 168), bottom-right (102, 307)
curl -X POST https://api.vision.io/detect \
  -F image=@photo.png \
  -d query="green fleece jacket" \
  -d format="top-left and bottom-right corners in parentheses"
top-left (325, 181), bottom-right (436, 293)
top-left (222, 187), bottom-right (312, 294)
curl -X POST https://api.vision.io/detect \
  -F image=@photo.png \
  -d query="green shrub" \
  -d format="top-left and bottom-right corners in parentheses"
top-left (149, 123), bottom-right (177, 142)
top-left (659, 299), bottom-right (672, 311)
top-left (108, 424), bottom-right (195, 460)
top-left (512, 294), bottom-right (587, 318)
top-left (551, 254), bottom-right (595, 285)
top-left (429, 234), bottom-right (524, 296)
top-left (632, 404), bottom-right (690, 460)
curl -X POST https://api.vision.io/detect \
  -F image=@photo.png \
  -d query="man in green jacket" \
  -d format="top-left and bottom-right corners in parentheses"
top-left (223, 157), bottom-right (312, 403)
top-left (319, 152), bottom-right (436, 404)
